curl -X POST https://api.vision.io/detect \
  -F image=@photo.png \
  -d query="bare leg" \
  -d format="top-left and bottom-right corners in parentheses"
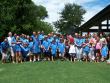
top-left (16, 52), bottom-right (19, 63)
top-left (29, 55), bottom-right (32, 62)
top-left (19, 52), bottom-right (22, 63)
top-left (51, 56), bottom-right (54, 61)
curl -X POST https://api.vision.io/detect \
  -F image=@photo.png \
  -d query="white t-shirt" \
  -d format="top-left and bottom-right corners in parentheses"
top-left (69, 45), bottom-right (76, 53)
top-left (7, 36), bottom-right (12, 46)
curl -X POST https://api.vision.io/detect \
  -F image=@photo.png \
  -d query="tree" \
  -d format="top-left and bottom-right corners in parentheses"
top-left (0, 0), bottom-right (53, 38)
top-left (54, 3), bottom-right (86, 34)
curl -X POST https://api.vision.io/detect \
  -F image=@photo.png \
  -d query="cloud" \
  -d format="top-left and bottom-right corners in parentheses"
top-left (32, 0), bottom-right (110, 25)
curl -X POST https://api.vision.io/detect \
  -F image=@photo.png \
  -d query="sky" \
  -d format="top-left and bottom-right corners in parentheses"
top-left (32, 0), bottom-right (110, 25)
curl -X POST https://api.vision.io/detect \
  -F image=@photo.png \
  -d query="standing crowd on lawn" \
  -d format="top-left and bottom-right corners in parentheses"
top-left (0, 31), bottom-right (110, 64)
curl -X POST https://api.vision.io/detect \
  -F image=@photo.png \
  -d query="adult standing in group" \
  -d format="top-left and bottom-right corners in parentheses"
top-left (106, 35), bottom-right (110, 59)
top-left (75, 34), bottom-right (83, 61)
top-left (7, 32), bottom-right (15, 63)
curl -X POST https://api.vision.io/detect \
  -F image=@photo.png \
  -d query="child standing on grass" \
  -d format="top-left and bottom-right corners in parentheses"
top-left (75, 34), bottom-right (83, 61)
top-left (33, 35), bottom-right (41, 62)
top-left (95, 37), bottom-right (102, 63)
top-left (101, 41), bottom-right (108, 62)
top-left (69, 42), bottom-right (76, 62)
top-left (28, 37), bottom-right (34, 62)
top-left (42, 36), bottom-right (50, 61)
top-left (15, 36), bottom-right (22, 63)
top-left (1, 38), bottom-right (9, 64)
top-left (50, 40), bottom-right (57, 61)
top-left (58, 39), bottom-right (66, 60)
top-left (82, 39), bottom-right (90, 62)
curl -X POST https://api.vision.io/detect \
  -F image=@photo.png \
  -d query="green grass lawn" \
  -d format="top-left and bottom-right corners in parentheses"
top-left (0, 61), bottom-right (110, 83)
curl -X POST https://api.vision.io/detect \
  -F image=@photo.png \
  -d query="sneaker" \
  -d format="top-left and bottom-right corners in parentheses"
top-left (33, 59), bottom-right (36, 62)
top-left (30, 60), bottom-right (32, 62)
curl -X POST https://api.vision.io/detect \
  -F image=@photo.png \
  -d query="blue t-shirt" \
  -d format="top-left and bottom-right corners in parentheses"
top-left (50, 43), bottom-right (57, 55)
top-left (101, 45), bottom-right (108, 57)
top-left (55, 38), bottom-right (60, 45)
top-left (23, 39), bottom-right (29, 44)
top-left (15, 42), bottom-right (21, 52)
top-left (1, 41), bottom-right (9, 52)
top-left (82, 38), bottom-right (86, 43)
top-left (42, 40), bottom-right (50, 51)
top-left (83, 45), bottom-right (90, 52)
top-left (38, 34), bottom-right (44, 41)
top-left (47, 38), bottom-right (52, 45)
top-left (11, 37), bottom-right (16, 43)
top-left (28, 42), bottom-right (34, 52)
top-left (33, 38), bottom-right (41, 53)
top-left (58, 42), bottom-right (65, 53)
top-left (75, 38), bottom-right (83, 46)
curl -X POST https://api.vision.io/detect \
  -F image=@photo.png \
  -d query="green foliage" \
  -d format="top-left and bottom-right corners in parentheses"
top-left (54, 3), bottom-right (86, 34)
top-left (0, 0), bottom-right (53, 38)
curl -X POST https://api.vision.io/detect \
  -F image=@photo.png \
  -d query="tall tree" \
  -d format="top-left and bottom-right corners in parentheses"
top-left (0, 0), bottom-right (53, 38)
top-left (54, 3), bottom-right (86, 34)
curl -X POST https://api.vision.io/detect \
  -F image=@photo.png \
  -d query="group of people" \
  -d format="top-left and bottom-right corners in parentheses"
top-left (0, 31), bottom-right (110, 64)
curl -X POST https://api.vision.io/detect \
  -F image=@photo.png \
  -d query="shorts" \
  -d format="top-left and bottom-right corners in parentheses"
top-left (2, 52), bottom-right (7, 59)
top-left (95, 49), bottom-right (100, 53)
top-left (83, 51), bottom-right (90, 57)
top-left (52, 54), bottom-right (56, 57)
top-left (44, 51), bottom-right (51, 57)
top-left (59, 53), bottom-right (64, 57)
top-left (33, 52), bottom-right (41, 55)
top-left (69, 53), bottom-right (76, 57)
top-left (27, 52), bottom-right (33, 56)
top-left (9, 47), bottom-right (15, 57)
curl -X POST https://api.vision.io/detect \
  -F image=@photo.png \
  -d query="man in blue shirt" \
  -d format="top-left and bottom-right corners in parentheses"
top-left (75, 34), bottom-right (83, 61)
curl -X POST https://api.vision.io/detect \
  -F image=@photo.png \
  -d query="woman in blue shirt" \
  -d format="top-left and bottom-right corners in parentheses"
top-left (33, 35), bottom-right (41, 62)
top-left (15, 36), bottom-right (22, 63)
top-left (101, 42), bottom-right (108, 62)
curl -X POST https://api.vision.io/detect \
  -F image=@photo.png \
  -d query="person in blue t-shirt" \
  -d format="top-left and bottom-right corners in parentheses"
top-left (42, 36), bottom-right (50, 61)
top-left (11, 34), bottom-right (17, 53)
top-left (1, 38), bottom-right (9, 64)
top-left (75, 34), bottom-right (83, 61)
top-left (47, 34), bottom-right (53, 45)
top-left (82, 39), bottom-right (90, 62)
top-left (15, 36), bottom-right (22, 63)
top-left (38, 31), bottom-right (44, 44)
top-left (101, 42), bottom-right (108, 62)
top-left (50, 40), bottom-right (57, 61)
top-left (33, 35), bottom-right (41, 62)
top-left (58, 39), bottom-right (66, 60)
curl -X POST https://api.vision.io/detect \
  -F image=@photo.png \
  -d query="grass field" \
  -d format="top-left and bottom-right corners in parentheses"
top-left (0, 61), bottom-right (110, 83)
